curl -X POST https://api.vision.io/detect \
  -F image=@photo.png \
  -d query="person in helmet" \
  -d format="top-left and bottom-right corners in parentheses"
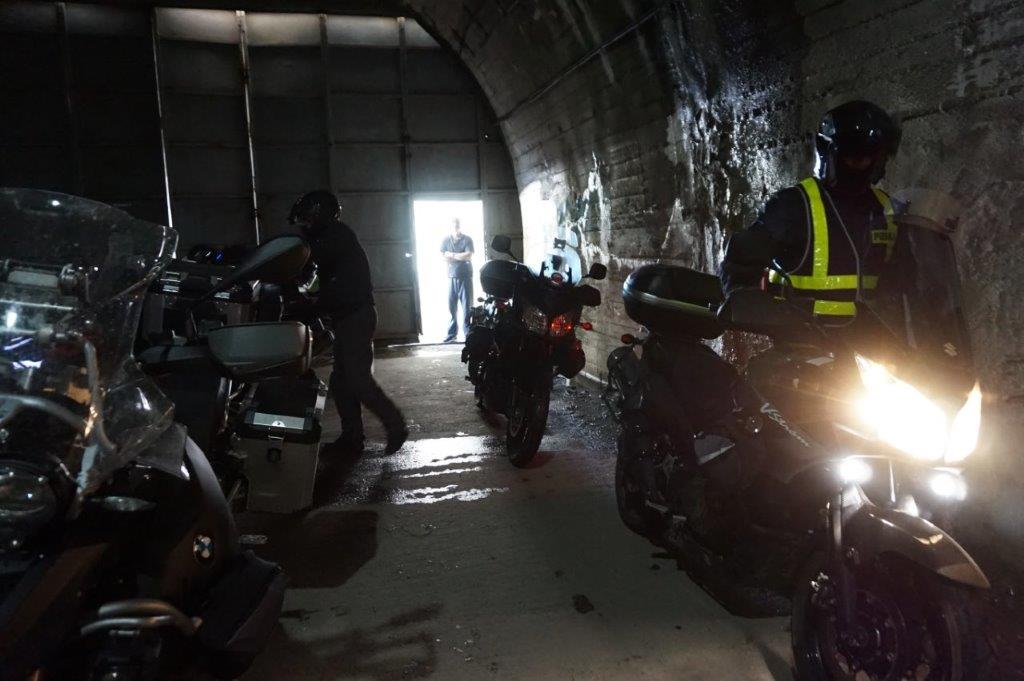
top-left (721, 100), bottom-right (902, 318)
top-left (289, 190), bottom-right (408, 455)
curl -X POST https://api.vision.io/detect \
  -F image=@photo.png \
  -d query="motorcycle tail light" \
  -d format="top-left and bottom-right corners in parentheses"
top-left (549, 314), bottom-right (574, 337)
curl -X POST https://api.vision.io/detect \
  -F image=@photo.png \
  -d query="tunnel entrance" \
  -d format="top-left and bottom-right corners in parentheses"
top-left (413, 199), bottom-right (484, 343)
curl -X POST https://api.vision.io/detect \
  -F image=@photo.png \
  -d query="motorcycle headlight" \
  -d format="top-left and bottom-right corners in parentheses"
top-left (946, 384), bottom-right (981, 464)
top-left (854, 356), bottom-right (982, 464)
top-left (521, 302), bottom-right (549, 335)
top-left (0, 463), bottom-right (59, 549)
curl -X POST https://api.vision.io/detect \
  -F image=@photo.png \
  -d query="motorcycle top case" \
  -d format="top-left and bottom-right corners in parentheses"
top-left (622, 264), bottom-right (724, 339)
top-left (480, 259), bottom-right (525, 299)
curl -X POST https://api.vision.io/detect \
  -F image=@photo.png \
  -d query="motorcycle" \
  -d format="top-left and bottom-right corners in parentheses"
top-left (140, 238), bottom-right (329, 511)
top-left (604, 190), bottom-right (992, 680)
top-left (463, 234), bottom-right (606, 466)
top-left (0, 189), bottom-right (303, 679)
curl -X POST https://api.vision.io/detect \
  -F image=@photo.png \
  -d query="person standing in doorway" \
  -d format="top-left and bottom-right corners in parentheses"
top-left (441, 218), bottom-right (474, 343)
top-left (289, 190), bottom-right (408, 455)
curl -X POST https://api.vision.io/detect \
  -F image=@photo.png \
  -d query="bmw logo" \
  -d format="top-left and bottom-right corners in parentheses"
top-left (193, 534), bottom-right (215, 564)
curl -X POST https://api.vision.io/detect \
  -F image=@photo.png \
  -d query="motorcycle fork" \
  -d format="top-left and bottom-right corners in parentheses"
top-left (827, 489), bottom-right (858, 628)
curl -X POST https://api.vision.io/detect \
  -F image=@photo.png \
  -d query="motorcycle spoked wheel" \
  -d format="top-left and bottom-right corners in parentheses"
top-left (792, 553), bottom-right (991, 681)
top-left (505, 378), bottom-right (550, 467)
top-left (614, 430), bottom-right (664, 539)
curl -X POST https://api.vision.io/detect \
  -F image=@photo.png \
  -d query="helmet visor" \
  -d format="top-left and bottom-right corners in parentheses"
top-left (834, 125), bottom-right (889, 158)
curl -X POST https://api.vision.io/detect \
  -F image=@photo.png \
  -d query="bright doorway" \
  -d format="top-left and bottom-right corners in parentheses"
top-left (413, 199), bottom-right (485, 343)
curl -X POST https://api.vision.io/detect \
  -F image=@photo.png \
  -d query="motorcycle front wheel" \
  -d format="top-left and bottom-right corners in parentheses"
top-left (792, 552), bottom-right (991, 681)
top-left (506, 378), bottom-right (550, 467)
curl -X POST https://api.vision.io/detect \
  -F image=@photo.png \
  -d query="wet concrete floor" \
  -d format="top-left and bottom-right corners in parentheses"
top-left (242, 345), bottom-right (791, 680)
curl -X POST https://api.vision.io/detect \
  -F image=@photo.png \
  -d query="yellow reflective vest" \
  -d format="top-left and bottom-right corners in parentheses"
top-left (768, 177), bottom-right (897, 317)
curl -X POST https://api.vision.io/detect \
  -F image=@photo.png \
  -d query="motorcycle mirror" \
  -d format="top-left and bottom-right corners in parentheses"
top-left (586, 263), bottom-right (607, 281)
top-left (576, 284), bottom-right (602, 308)
top-left (490, 235), bottom-right (515, 259)
top-left (197, 236), bottom-right (310, 305)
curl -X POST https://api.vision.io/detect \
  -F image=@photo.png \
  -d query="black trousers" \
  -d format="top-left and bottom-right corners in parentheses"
top-left (330, 305), bottom-right (405, 442)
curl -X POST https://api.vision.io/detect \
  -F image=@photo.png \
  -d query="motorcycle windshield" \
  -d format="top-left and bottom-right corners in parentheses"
top-left (871, 221), bottom-right (973, 388)
top-left (0, 189), bottom-right (177, 499)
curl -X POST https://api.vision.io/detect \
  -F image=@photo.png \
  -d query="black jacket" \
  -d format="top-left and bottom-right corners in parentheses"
top-left (308, 220), bottom-right (374, 319)
top-left (720, 183), bottom-right (891, 294)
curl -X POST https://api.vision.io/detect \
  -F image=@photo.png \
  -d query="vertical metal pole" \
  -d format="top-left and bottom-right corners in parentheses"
top-left (56, 2), bottom-right (84, 195)
top-left (476, 98), bottom-right (487, 196)
top-left (150, 9), bottom-right (174, 230)
top-left (237, 10), bottom-right (261, 244)
top-left (319, 14), bottom-right (336, 192)
top-left (475, 97), bottom-right (489, 247)
top-left (398, 16), bottom-right (422, 338)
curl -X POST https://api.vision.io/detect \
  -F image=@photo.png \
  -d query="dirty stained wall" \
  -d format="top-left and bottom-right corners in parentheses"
top-left (410, 0), bottom-right (805, 368)
top-left (409, 0), bottom-right (1024, 480)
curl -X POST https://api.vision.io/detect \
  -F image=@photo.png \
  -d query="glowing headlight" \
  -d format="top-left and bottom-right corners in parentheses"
top-left (521, 302), bottom-right (549, 335)
top-left (837, 457), bottom-right (872, 485)
top-left (855, 356), bottom-right (946, 461)
top-left (854, 357), bottom-right (982, 464)
top-left (946, 384), bottom-right (982, 463)
top-left (929, 471), bottom-right (968, 501)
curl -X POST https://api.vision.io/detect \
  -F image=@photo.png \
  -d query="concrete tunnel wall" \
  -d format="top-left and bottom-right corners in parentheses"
top-left (402, 0), bottom-right (1024, 486)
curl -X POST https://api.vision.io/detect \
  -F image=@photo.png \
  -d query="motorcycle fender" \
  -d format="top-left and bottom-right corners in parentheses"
top-left (843, 503), bottom-right (990, 589)
top-left (554, 342), bottom-right (585, 379)
top-left (153, 436), bottom-right (239, 604)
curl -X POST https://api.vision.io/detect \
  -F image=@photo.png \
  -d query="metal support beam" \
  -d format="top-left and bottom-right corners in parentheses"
top-left (237, 10), bottom-right (261, 244)
top-left (319, 13), bottom-right (336, 193)
top-left (56, 2), bottom-right (84, 195)
top-left (398, 16), bottom-right (423, 337)
top-left (150, 8), bottom-right (174, 229)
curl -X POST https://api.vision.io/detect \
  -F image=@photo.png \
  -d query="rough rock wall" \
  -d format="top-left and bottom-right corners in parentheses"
top-left (409, 0), bottom-right (806, 374)
top-left (411, 0), bottom-right (1024, 484)
top-left (795, 0), bottom-right (1024, 516)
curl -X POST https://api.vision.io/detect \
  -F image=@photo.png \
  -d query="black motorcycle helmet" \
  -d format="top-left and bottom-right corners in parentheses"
top-left (814, 100), bottom-right (900, 186)
top-left (288, 190), bottom-right (340, 236)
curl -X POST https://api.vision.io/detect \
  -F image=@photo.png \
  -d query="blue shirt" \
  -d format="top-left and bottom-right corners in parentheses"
top-left (441, 234), bottom-right (474, 279)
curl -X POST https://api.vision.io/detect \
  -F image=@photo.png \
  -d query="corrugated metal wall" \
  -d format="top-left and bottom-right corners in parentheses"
top-left (0, 2), bottom-right (522, 340)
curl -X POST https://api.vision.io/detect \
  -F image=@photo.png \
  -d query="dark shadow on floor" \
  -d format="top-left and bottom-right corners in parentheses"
top-left (240, 509), bottom-right (379, 589)
top-left (312, 448), bottom-right (390, 508)
top-left (246, 603), bottom-right (443, 681)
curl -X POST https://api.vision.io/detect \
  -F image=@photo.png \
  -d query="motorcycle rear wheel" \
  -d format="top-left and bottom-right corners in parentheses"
top-left (506, 379), bottom-right (550, 467)
top-left (792, 552), bottom-right (991, 681)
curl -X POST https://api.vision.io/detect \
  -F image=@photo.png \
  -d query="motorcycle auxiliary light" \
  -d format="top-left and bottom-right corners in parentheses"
top-left (854, 355), bottom-right (981, 465)
top-left (929, 470), bottom-right (968, 501)
top-left (837, 456), bottom-right (873, 485)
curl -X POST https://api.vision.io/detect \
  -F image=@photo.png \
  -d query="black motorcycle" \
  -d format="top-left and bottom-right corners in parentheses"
top-left (463, 234), bottom-right (606, 466)
top-left (604, 191), bottom-right (992, 680)
top-left (0, 189), bottom-right (303, 680)
top-left (140, 237), bottom-right (328, 511)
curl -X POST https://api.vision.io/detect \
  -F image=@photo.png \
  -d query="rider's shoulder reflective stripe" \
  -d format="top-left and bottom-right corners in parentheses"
top-left (871, 186), bottom-right (899, 260)
top-left (800, 177), bottom-right (829, 281)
